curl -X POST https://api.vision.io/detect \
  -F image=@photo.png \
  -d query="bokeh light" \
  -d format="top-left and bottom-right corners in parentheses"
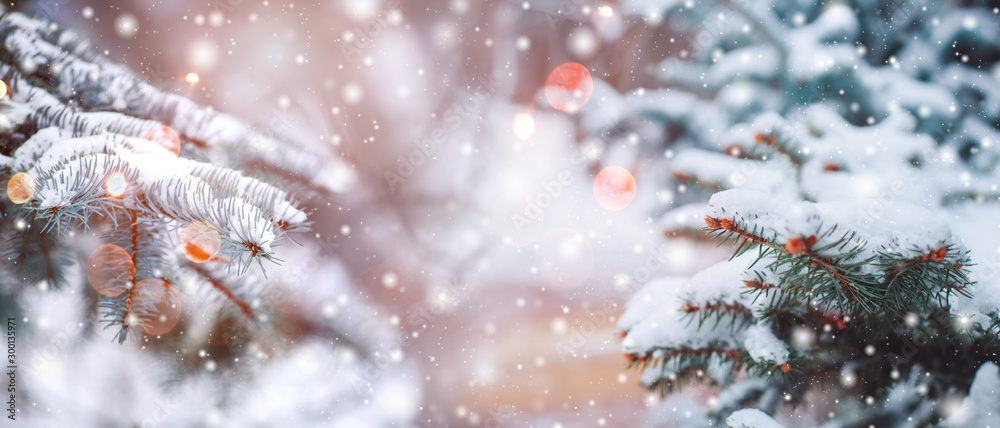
top-left (106, 172), bottom-right (127, 197)
top-left (130, 278), bottom-right (181, 336)
top-left (6, 172), bottom-right (36, 204)
top-left (593, 166), bottom-right (637, 211)
top-left (361, 262), bottom-right (411, 292)
top-left (185, 72), bottom-right (200, 84)
top-left (141, 124), bottom-right (181, 156)
top-left (180, 222), bottom-right (221, 263)
top-left (0, 79), bottom-right (7, 98)
top-left (114, 13), bottom-right (139, 39)
top-left (544, 62), bottom-right (593, 113)
top-left (513, 112), bottom-right (535, 140)
top-left (567, 27), bottom-right (598, 59)
top-left (86, 244), bottom-right (134, 297)
top-left (598, 6), bottom-right (614, 17)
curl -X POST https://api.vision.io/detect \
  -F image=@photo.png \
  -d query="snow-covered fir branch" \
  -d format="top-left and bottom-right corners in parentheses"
top-left (604, 0), bottom-right (1000, 425)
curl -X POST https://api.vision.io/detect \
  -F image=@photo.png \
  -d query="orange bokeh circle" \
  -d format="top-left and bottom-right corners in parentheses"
top-left (130, 278), bottom-right (181, 336)
top-left (593, 166), bottom-right (636, 211)
top-left (545, 62), bottom-right (594, 113)
top-left (180, 222), bottom-right (221, 263)
top-left (6, 172), bottom-right (36, 204)
top-left (86, 244), bottom-right (134, 297)
top-left (141, 125), bottom-right (181, 156)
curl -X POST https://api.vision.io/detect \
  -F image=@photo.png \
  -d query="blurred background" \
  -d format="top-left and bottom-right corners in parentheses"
top-left (9, 0), bottom-right (716, 425)
top-left (24, 0), bottom-right (997, 425)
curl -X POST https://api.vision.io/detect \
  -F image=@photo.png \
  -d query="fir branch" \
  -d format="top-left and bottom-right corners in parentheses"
top-left (704, 215), bottom-right (775, 259)
top-left (663, 227), bottom-right (716, 241)
top-left (877, 245), bottom-right (973, 310)
top-left (753, 131), bottom-right (805, 167)
top-left (190, 165), bottom-right (308, 232)
top-left (188, 263), bottom-right (256, 321)
top-left (635, 344), bottom-right (801, 397)
top-left (743, 279), bottom-right (777, 291)
top-left (97, 294), bottom-right (134, 344)
top-left (0, 8), bottom-right (328, 347)
top-left (708, 378), bottom-right (770, 423)
top-left (671, 171), bottom-right (728, 193)
top-left (24, 153), bottom-right (137, 233)
top-left (941, 191), bottom-right (1000, 206)
top-left (631, 346), bottom-right (743, 396)
top-left (706, 213), bottom-right (974, 316)
top-left (0, 214), bottom-right (68, 288)
top-left (96, 211), bottom-right (177, 343)
top-left (681, 300), bottom-right (754, 331)
top-left (0, 10), bottom-right (346, 198)
top-left (723, 144), bottom-right (761, 160)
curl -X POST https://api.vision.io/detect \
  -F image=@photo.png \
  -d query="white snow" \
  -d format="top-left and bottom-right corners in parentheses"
top-left (725, 409), bottom-right (786, 428)
top-left (742, 325), bottom-right (789, 365)
top-left (940, 362), bottom-right (1000, 427)
top-left (224, 197), bottom-right (276, 255)
top-left (706, 188), bottom-right (961, 261)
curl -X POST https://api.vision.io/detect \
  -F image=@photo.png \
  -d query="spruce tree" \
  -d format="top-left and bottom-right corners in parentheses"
top-left (607, 0), bottom-right (1000, 426)
top-left (0, 5), bottom-right (415, 426)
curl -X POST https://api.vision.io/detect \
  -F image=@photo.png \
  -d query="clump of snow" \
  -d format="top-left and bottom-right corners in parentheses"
top-left (742, 325), bottom-right (789, 365)
top-left (706, 188), bottom-right (961, 261)
top-left (224, 197), bottom-right (276, 255)
top-left (713, 378), bottom-right (768, 413)
top-left (726, 409), bottom-right (786, 428)
top-left (939, 362), bottom-right (1000, 427)
top-left (618, 254), bottom-right (758, 356)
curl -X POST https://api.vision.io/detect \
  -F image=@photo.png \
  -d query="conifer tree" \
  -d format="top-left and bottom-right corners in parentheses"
top-left (0, 2), bottom-right (333, 341)
top-left (0, 5), bottom-right (415, 426)
top-left (602, 0), bottom-right (1000, 425)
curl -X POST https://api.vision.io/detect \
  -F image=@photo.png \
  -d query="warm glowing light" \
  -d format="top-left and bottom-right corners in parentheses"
top-left (130, 278), bottom-right (181, 335)
top-left (180, 222), bottom-right (221, 263)
top-left (86, 244), bottom-right (134, 297)
top-left (106, 172), bottom-right (127, 197)
top-left (185, 72), bottom-right (200, 84)
top-left (362, 263), bottom-right (409, 292)
top-left (6, 172), bottom-right (36, 204)
top-left (0, 80), bottom-right (8, 98)
top-left (141, 124), bottom-right (181, 156)
top-left (598, 6), bottom-right (614, 17)
top-left (593, 166), bottom-right (637, 210)
top-left (545, 62), bottom-right (594, 113)
top-left (513, 112), bottom-right (535, 140)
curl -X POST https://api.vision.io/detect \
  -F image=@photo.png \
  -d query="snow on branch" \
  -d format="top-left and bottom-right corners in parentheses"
top-left (0, 8), bottom-right (353, 195)
top-left (704, 188), bottom-right (972, 315)
top-left (0, 7), bottom-right (341, 343)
